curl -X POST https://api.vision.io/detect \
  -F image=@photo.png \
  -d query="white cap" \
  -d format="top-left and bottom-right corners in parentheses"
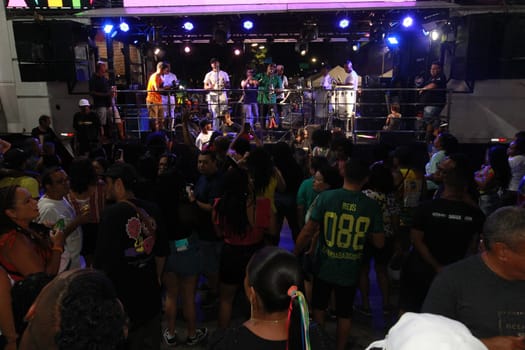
top-left (366, 313), bottom-right (488, 350)
top-left (78, 99), bottom-right (90, 107)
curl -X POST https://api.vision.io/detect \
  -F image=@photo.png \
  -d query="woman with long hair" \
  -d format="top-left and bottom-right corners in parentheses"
top-left (213, 167), bottom-right (275, 329)
top-left (209, 246), bottom-right (328, 350)
top-left (0, 185), bottom-right (64, 282)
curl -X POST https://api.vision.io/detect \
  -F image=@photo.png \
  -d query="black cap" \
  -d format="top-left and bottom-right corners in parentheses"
top-left (210, 57), bottom-right (219, 64)
top-left (102, 162), bottom-right (138, 189)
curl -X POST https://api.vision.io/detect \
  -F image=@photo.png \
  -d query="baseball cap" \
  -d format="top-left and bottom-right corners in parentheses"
top-left (365, 313), bottom-right (488, 350)
top-left (78, 99), bottom-right (91, 107)
top-left (210, 57), bottom-right (219, 64)
top-left (102, 162), bottom-right (138, 189)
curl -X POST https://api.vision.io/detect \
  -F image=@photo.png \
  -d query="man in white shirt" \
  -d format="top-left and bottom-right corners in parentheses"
top-left (38, 167), bottom-right (89, 271)
top-left (203, 58), bottom-right (230, 130)
top-left (343, 60), bottom-right (359, 91)
top-left (195, 119), bottom-right (213, 151)
top-left (161, 63), bottom-right (179, 127)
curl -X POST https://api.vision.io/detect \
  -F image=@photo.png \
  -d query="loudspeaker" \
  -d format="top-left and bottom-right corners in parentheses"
top-left (378, 131), bottom-right (416, 146)
top-left (14, 21), bottom-right (88, 82)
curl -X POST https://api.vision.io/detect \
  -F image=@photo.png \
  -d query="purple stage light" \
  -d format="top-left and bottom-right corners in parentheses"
top-left (338, 18), bottom-right (349, 29)
top-left (243, 20), bottom-right (254, 30)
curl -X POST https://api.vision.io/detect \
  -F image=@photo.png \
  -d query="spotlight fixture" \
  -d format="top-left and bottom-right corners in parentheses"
top-left (184, 45), bottom-right (191, 53)
top-left (233, 48), bottom-right (242, 56)
top-left (430, 29), bottom-right (440, 41)
top-left (402, 16), bottom-right (414, 28)
top-left (119, 22), bottom-right (129, 32)
top-left (338, 18), bottom-right (350, 29)
top-left (301, 20), bottom-right (318, 42)
top-left (295, 41), bottom-right (308, 56)
top-left (103, 24), bottom-right (114, 34)
top-left (242, 20), bottom-right (254, 30)
top-left (352, 43), bottom-right (359, 51)
top-left (154, 47), bottom-right (161, 55)
top-left (386, 35), bottom-right (399, 45)
top-left (183, 21), bottom-right (194, 31)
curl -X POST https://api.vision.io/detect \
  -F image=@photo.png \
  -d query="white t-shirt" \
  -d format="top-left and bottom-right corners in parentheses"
top-left (38, 196), bottom-right (83, 271)
top-left (161, 72), bottom-right (178, 104)
top-left (321, 74), bottom-right (333, 89)
top-left (195, 132), bottom-right (212, 150)
top-left (344, 70), bottom-right (359, 90)
top-left (204, 70), bottom-right (230, 98)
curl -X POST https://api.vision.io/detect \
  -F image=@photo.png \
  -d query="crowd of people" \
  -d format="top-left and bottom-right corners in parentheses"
top-left (1, 74), bottom-right (525, 349)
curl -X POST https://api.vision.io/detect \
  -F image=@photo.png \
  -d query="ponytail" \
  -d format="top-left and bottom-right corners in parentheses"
top-left (286, 285), bottom-right (311, 350)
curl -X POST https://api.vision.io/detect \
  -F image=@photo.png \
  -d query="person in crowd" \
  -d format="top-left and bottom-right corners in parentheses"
top-left (0, 267), bottom-right (17, 350)
top-left (38, 167), bottom-right (87, 271)
top-left (356, 161), bottom-right (400, 316)
top-left (22, 137), bottom-right (41, 173)
top-left (399, 167), bottom-right (485, 313)
top-left (0, 148), bottom-right (40, 199)
top-left (147, 61), bottom-right (169, 132)
top-left (0, 186), bottom-right (65, 281)
top-left (0, 138), bottom-right (11, 163)
top-left (157, 153), bottom-right (209, 347)
top-left (220, 112), bottom-right (241, 134)
top-left (291, 127), bottom-right (311, 153)
top-left (419, 61), bottom-right (447, 142)
top-left (73, 99), bottom-right (101, 156)
top-left (31, 115), bottom-right (59, 147)
top-left (213, 167), bottom-right (274, 329)
top-left (425, 132), bottom-right (458, 198)
top-left (423, 206), bottom-right (525, 350)
top-left (89, 61), bottom-right (113, 140)
top-left (296, 156), bottom-right (330, 230)
top-left (92, 156), bottom-right (109, 181)
top-left (310, 129), bottom-right (332, 158)
top-left (204, 58), bottom-right (230, 130)
top-left (502, 137), bottom-right (525, 206)
top-left (294, 158), bottom-right (384, 350)
top-left (94, 162), bottom-right (169, 350)
top-left (320, 64), bottom-right (334, 90)
top-left (474, 144), bottom-right (511, 216)
top-left (241, 68), bottom-right (260, 127)
top-left (209, 246), bottom-right (332, 350)
top-left (256, 64), bottom-right (282, 128)
top-left (383, 103), bottom-right (402, 131)
top-left (187, 150), bottom-right (224, 309)
top-left (365, 312), bottom-right (488, 350)
top-left (161, 62), bottom-right (179, 123)
top-left (271, 142), bottom-right (304, 243)
top-left (245, 147), bottom-right (286, 244)
top-left (195, 119), bottom-right (214, 151)
top-left (433, 152), bottom-right (480, 206)
top-left (66, 158), bottom-right (105, 268)
top-left (36, 141), bottom-right (61, 173)
top-left (328, 134), bottom-right (354, 177)
top-left (19, 268), bottom-right (128, 350)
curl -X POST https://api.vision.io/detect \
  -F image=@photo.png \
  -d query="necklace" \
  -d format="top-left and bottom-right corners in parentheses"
top-left (249, 317), bottom-right (287, 324)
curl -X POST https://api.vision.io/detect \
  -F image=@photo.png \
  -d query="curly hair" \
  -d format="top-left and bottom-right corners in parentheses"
top-left (55, 269), bottom-right (127, 350)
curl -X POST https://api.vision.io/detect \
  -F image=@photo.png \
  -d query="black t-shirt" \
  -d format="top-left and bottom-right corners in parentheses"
top-left (412, 198), bottom-right (485, 265)
top-left (30, 127), bottom-right (58, 144)
top-left (194, 171), bottom-right (224, 241)
top-left (94, 198), bottom-right (169, 325)
top-left (208, 323), bottom-right (333, 350)
top-left (89, 74), bottom-right (111, 108)
top-left (423, 255), bottom-right (525, 338)
top-left (420, 73), bottom-right (447, 106)
top-left (73, 111), bottom-right (100, 143)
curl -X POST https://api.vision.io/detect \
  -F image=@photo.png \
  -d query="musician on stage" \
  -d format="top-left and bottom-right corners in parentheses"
top-left (146, 61), bottom-right (169, 132)
top-left (343, 60), bottom-right (359, 91)
top-left (204, 58), bottom-right (230, 130)
top-left (256, 63), bottom-right (282, 128)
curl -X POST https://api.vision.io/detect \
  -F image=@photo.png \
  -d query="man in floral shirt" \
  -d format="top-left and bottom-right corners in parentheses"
top-left (94, 162), bottom-right (168, 350)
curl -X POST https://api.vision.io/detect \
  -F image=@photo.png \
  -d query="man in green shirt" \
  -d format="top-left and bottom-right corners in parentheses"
top-left (256, 64), bottom-right (282, 128)
top-left (295, 158), bottom-right (384, 350)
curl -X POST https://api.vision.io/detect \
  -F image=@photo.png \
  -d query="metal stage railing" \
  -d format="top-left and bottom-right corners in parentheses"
top-left (114, 87), bottom-right (452, 144)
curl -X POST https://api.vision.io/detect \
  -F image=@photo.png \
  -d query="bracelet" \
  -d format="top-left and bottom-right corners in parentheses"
top-left (52, 246), bottom-right (64, 253)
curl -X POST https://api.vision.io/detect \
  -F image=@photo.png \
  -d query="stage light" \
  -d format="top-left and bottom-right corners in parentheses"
top-left (110, 30), bottom-right (118, 38)
top-left (184, 45), bottom-right (191, 54)
top-left (352, 43), bottom-right (359, 51)
top-left (119, 22), bottom-right (129, 32)
top-left (311, 57), bottom-right (317, 63)
top-left (251, 43), bottom-right (258, 47)
top-left (154, 47), bottom-right (161, 55)
top-left (386, 36), bottom-right (399, 45)
top-left (295, 41), bottom-right (309, 56)
top-left (133, 40), bottom-right (138, 44)
top-left (338, 18), bottom-right (350, 29)
top-left (183, 21), bottom-right (194, 31)
top-left (402, 16), bottom-right (413, 28)
top-left (103, 24), bottom-right (114, 34)
top-left (243, 20), bottom-right (254, 30)
top-left (233, 48), bottom-right (241, 56)
top-left (430, 29), bottom-right (440, 41)
top-left (259, 45), bottom-right (265, 50)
